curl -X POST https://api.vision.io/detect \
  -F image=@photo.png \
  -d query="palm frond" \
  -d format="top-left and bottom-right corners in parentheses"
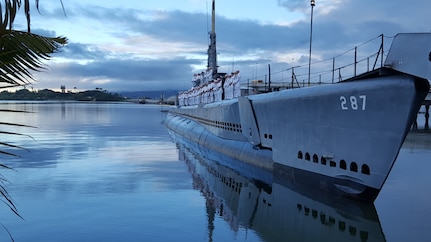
top-left (0, 108), bottom-right (34, 225)
top-left (35, 0), bottom-right (67, 17)
top-left (0, 0), bottom-right (68, 234)
top-left (0, 109), bottom-right (35, 155)
top-left (0, 184), bottom-right (23, 220)
top-left (0, 30), bottom-right (67, 88)
top-left (0, 222), bottom-right (14, 242)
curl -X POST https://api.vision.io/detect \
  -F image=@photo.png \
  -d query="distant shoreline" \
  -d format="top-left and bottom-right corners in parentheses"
top-left (0, 89), bottom-right (125, 101)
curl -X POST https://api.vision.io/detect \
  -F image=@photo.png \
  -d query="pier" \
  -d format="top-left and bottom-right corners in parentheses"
top-left (413, 92), bottom-right (431, 131)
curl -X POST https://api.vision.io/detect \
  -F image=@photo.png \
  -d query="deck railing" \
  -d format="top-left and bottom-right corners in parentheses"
top-left (243, 34), bottom-right (392, 92)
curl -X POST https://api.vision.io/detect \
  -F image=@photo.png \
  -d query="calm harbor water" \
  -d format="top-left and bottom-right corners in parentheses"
top-left (0, 101), bottom-right (430, 242)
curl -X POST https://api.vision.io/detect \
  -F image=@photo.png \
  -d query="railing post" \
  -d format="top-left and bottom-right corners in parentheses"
top-left (425, 104), bottom-right (430, 130)
top-left (354, 46), bottom-right (357, 77)
top-left (367, 57), bottom-right (369, 72)
top-left (381, 34), bottom-right (384, 68)
top-left (268, 64), bottom-right (271, 92)
top-left (291, 67), bottom-right (294, 88)
top-left (332, 58), bottom-right (335, 83)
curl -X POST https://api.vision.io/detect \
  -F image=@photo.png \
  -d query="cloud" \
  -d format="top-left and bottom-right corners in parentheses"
top-left (61, 43), bottom-right (107, 60)
top-left (34, 54), bottom-right (198, 92)
top-left (26, 0), bottom-right (431, 93)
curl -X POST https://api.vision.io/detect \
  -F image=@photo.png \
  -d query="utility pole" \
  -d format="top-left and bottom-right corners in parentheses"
top-left (308, 0), bottom-right (316, 86)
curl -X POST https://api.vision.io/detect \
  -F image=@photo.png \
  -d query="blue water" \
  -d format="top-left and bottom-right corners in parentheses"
top-left (0, 102), bottom-right (429, 242)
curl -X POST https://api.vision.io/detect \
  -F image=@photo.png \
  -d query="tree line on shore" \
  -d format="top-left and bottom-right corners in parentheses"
top-left (0, 88), bottom-right (125, 101)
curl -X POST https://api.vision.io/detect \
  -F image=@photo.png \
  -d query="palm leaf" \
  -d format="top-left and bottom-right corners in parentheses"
top-left (0, 108), bottom-right (33, 227)
top-left (0, 30), bottom-right (67, 88)
top-left (0, 109), bottom-right (35, 154)
top-left (0, 1), bottom-right (68, 234)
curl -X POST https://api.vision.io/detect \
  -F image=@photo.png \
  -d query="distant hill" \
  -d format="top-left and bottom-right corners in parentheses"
top-left (119, 90), bottom-right (179, 99)
top-left (0, 89), bottom-right (125, 101)
top-left (0, 89), bottom-right (180, 102)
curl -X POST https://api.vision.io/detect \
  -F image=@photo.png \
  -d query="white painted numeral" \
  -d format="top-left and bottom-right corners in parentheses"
top-left (359, 95), bottom-right (366, 110)
top-left (340, 95), bottom-right (366, 111)
top-left (340, 96), bottom-right (348, 110)
top-left (350, 96), bottom-right (358, 110)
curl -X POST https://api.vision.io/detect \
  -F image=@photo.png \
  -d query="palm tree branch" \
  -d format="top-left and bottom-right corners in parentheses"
top-left (0, 30), bottom-right (67, 87)
top-left (0, 140), bottom-right (31, 151)
top-left (0, 0), bottom-right (68, 228)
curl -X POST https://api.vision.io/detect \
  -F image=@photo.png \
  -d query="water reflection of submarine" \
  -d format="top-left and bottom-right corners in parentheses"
top-left (177, 142), bottom-right (386, 242)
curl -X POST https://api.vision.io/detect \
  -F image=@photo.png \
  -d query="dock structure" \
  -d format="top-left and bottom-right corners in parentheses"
top-left (413, 92), bottom-right (431, 131)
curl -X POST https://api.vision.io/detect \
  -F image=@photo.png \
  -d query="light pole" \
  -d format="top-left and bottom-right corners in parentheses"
top-left (308, 0), bottom-right (315, 86)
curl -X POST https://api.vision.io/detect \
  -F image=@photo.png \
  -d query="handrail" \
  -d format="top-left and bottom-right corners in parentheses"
top-left (244, 34), bottom-right (394, 89)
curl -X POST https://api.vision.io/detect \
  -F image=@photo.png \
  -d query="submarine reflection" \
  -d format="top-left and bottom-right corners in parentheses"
top-left (171, 132), bottom-right (386, 242)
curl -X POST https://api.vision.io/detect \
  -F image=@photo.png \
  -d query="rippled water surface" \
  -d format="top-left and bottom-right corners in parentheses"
top-left (0, 101), bottom-right (429, 242)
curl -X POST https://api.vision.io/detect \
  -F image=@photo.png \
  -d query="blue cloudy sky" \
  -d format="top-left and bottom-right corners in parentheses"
top-left (13, 0), bottom-right (431, 92)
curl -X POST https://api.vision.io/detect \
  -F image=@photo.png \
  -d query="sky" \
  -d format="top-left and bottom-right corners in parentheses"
top-left (10, 0), bottom-right (431, 93)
